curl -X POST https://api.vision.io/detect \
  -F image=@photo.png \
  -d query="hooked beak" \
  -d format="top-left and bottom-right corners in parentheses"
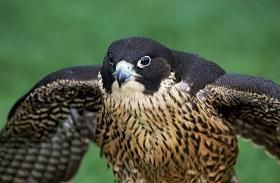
top-left (113, 61), bottom-right (135, 87)
top-left (114, 68), bottom-right (131, 87)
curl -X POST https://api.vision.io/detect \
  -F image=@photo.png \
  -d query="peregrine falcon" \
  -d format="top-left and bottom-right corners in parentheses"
top-left (1, 37), bottom-right (280, 183)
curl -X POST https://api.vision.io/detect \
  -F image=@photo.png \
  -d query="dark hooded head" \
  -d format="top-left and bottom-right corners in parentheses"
top-left (101, 37), bottom-right (179, 95)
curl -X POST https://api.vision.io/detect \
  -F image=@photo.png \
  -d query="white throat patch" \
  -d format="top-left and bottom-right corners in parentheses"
top-left (98, 71), bottom-right (179, 111)
top-left (98, 67), bottom-right (177, 100)
top-left (111, 79), bottom-right (145, 97)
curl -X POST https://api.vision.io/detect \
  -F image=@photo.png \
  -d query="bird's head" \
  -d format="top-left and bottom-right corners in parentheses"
top-left (101, 37), bottom-right (179, 96)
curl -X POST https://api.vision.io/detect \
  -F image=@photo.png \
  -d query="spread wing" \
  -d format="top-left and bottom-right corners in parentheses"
top-left (198, 74), bottom-right (280, 160)
top-left (172, 50), bottom-right (280, 160)
top-left (0, 65), bottom-right (102, 182)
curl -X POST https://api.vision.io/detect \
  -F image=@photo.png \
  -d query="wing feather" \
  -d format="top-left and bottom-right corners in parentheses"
top-left (198, 74), bottom-right (280, 159)
top-left (0, 65), bottom-right (102, 182)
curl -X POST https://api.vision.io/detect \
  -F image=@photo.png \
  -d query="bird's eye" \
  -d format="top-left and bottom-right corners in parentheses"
top-left (137, 56), bottom-right (151, 68)
top-left (107, 53), bottom-right (114, 65)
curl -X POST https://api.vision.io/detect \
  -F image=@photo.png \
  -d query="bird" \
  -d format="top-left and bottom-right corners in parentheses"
top-left (94, 37), bottom-right (280, 183)
top-left (1, 37), bottom-right (280, 183)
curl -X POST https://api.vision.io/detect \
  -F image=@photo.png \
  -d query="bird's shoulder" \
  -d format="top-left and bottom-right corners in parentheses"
top-left (171, 50), bottom-right (225, 94)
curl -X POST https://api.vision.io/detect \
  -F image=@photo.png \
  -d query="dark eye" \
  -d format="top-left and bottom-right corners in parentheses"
top-left (137, 56), bottom-right (151, 68)
top-left (107, 53), bottom-right (114, 65)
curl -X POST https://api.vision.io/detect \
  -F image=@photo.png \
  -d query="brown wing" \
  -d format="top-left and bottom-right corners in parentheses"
top-left (198, 74), bottom-right (280, 160)
top-left (0, 65), bottom-right (102, 182)
top-left (0, 109), bottom-right (96, 182)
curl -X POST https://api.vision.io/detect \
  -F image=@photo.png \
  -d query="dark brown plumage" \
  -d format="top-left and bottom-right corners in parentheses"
top-left (1, 37), bottom-right (279, 183)
top-left (0, 66), bottom-right (102, 182)
top-left (200, 74), bottom-right (280, 160)
top-left (94, 37), bottom-right (280, 182)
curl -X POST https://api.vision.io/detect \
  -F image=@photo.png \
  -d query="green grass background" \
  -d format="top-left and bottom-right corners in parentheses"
top-left (0, 0), bottom-right (279, 182)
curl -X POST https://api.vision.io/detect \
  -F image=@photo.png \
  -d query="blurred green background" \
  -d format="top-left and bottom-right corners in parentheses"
top-left (0, 0), bottom-right (279, 182)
